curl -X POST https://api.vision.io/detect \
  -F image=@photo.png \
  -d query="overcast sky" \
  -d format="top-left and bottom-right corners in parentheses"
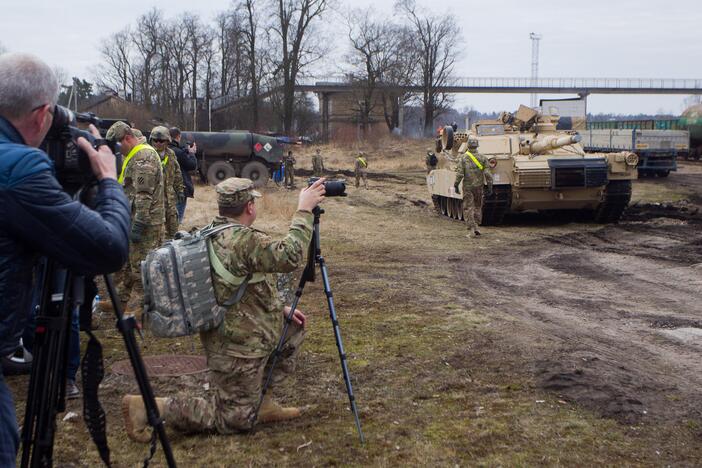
top-left (2, 0), bottom-right (701, 115)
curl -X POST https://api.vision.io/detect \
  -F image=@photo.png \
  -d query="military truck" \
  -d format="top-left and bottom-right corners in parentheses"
top-left (181, 130), bottom-right (285, 187)
top-left (427, 105), bottom-right (639, 225)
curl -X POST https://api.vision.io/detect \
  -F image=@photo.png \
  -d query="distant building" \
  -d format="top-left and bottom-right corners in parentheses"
top-left (79, 92), bottom-right (157, 131)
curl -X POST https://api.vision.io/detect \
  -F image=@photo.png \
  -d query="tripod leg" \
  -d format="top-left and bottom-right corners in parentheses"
top-left (317, 256), bottom-right (365, 444)
top-left (103, 274), bottom-right (177, 468)
top-left (252, 274), bottom-right (309, 430)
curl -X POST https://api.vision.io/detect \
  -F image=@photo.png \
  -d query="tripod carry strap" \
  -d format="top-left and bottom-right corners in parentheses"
top-left (81, 330), bottom-right (111, 466)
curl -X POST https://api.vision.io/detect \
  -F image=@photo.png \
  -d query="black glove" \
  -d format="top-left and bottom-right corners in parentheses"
top-left (130, 219), bottom-right (146, 243)
top-left (454, 184), bottom-right (461, 194)
top-left (486, 186), bottom-right (494, 196)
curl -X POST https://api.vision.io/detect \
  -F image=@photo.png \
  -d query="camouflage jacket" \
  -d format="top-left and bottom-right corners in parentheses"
top-left (122, 146), bottom-right (165, 226)
top-left (312, 154), bottom-right (324, 173)
top-left (454, 150), bottom-right (493, 190)
top-left (203, 210), bottom-right (314, 358)
top-left (284, 155), bottom-right (296, 168)
top-left (159, 148), bottom-right (184, 210)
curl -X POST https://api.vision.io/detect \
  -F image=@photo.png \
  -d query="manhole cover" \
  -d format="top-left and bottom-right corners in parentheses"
top-left (112, 355), bottom-right (208, 377)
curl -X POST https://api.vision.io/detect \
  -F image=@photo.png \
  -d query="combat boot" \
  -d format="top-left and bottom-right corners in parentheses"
top-left (122, 395), bottom-right (169, 443)
top-left (258, 395), bottom-right (302, 423)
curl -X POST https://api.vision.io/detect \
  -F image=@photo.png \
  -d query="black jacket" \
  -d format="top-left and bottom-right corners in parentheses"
top-left (0, 116), bottom-right (131, 355)
top-left (169, 141), bottom-right (197, 198)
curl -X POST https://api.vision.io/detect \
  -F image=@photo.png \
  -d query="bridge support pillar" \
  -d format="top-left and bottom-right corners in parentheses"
top-left (320, 92), bottom-right (330, 142)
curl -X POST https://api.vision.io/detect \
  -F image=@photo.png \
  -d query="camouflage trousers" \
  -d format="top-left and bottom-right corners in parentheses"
top-left (167, 323), bottom-right (305, 434)
top-left (355, 170), bottom-right (367, 188)
top-left (284, 167), bottom-right (295, 187)
top-left (114, 224), bottom-right (163, 317)
top-left (164, 197), bottom-right (179, 239)
top-left (313, 168), bottom-right (323, 177)
top-left (462, 186), bottom-right (484, 231)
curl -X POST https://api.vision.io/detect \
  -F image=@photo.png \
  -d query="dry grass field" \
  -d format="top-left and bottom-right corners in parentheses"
top-left (9, 140), bottom-right (702, 466)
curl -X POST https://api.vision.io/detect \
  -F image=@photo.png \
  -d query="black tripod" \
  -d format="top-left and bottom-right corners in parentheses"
top-left (20, 259), bottom-right (176, 467)
top-left (254, 206), bottom-right (364, 443)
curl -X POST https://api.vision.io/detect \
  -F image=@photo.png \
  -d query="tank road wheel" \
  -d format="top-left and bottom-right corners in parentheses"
top-left (432, 195), bottom-right (441, 213)
top-left (457, 199), bottom-right (464, 220)
top-left (241, 161), bottom-right (270, 188)
top-left (594, 180), bottom-right (632, 223)
top-left (454, 199), bottom-right (462, 220)
top-left (656, 170), bottom-right (670, 178)
top-left (206, 161), bottom-right (236, 186)
top-left (448, 198), bottom-right (455, 218)
top-left (481, 185), bottom-right (512, 226)
top-left (440, 196), bottom-right (448, 216)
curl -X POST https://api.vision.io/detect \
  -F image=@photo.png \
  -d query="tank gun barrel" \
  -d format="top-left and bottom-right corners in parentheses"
top-left (530, 134), bottom-right (581, 153)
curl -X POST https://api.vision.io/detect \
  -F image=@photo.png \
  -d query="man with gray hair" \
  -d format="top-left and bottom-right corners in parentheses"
top-left (0, 53), bottom-right (130, 465)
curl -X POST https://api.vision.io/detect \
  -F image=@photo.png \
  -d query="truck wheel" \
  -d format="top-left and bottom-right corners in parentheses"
top-left (656, 170), bottom-right (670, 177)
top-left (206, 161), bottom-right (236, 186)
top-left (441, 126), bottom-right (454, 151)
top-left (241, 161), bottom-right (270, 188)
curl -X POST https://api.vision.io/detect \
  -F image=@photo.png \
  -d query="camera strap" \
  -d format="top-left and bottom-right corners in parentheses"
top-left (81, 330), bottom-right (111, 466)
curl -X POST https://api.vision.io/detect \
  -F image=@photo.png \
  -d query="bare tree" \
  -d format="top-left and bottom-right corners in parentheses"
top-left (216, 10), bottom-right (248, 98)
top-left (396, 0), bottom-right (459, 136)
top-left (242, 0), bottom-right (263, 130)
top-left (97, 28), bottom-right (133, 98)
top-left (269, 0), bottom-right (330, 133)
top-left (133, 8), bottom-right (163, 109)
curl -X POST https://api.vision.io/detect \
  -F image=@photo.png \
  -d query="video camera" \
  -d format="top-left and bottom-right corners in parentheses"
top-left (40, 105), bottom-right (124, 196)
top-left (308, 177), bottom-right (347, 197)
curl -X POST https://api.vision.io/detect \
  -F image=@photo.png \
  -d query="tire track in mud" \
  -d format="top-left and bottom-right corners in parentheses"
top-left (445, 203), bottom-right (702, 425)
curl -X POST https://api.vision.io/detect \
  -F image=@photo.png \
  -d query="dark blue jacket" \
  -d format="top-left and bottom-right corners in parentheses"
top-left (0, 116), bottom-right (130, 355)
top-left (169, 141), bottom-right (197, 198)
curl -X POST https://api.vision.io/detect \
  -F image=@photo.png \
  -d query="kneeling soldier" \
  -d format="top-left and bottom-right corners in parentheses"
top-left (122, 177), bottom-right (326, 440)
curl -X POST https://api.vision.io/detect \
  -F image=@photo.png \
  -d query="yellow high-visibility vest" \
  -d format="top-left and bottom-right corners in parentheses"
top-left (357, 157), bottom-right (367, 168)
top-left (161, 153), bottom-right (169, 167)
top-left (118, 143), bottom-right (156, 184)
top-left (465, 151), bottom-right (484, 171)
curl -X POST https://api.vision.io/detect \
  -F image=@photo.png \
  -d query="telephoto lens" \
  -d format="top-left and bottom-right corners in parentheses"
top-left (308, 177), bottom-right (347, 197)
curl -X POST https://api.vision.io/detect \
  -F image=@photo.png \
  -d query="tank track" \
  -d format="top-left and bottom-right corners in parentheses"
top-left (431, 185), bottom-right (512, 226)
top-left (481, 185), bottom-right (512, 226)
top-left (594, 180), bottom-right (632, 223)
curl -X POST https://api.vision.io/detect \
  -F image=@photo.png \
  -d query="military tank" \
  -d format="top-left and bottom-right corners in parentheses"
top-left (181, 130), bottom-right (285, 187)
top-left (427, 105), bottom-right (639, 225)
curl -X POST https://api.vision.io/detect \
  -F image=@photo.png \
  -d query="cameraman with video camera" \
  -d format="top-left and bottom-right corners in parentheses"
top-left (0, 53), bottom-right (130, 466)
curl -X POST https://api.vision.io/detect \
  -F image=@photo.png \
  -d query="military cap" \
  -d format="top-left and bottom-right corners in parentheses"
top-left (106, 121), bottom-right (132, 141)
top-left (132, 128), bottom-right (147, 144)
top-left (150, 126), bottom-right (171, 142)
top-left (216, 177), bottom-right (262, 208)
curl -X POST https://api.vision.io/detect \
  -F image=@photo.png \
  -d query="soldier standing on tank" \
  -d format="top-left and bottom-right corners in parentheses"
top-left (354, 151), bottom-right (368, 188)
top-left (425, 148), bottom-right (437, 173)
top-left (284, 150), bottom-right (296, 188)
top-left (150, 126), bottom-right (184, 239)
top-left (106, 121), bottom-right (165, 319)
top-left (121, 177), bottom-right (327, 440)
top-left (454, 138), bottom-right (493, 238)
top-left (312, 148), bottom-right (325, 177)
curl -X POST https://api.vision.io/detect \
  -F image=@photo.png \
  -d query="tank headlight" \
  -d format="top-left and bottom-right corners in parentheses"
top-left (488, 158), bottom-right (498, 168)
top-left (625, 152), bottom-right (639, 166)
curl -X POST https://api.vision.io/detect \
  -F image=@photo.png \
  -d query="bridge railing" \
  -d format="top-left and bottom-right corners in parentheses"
top-left (298, 75), bottom-right (702, 90)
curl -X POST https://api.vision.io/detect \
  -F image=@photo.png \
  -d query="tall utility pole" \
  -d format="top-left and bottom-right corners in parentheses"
top-left (530, 32), bottom-right (542, 108)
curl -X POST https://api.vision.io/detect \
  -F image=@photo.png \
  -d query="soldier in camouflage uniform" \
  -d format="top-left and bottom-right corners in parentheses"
top-left (312, 148), bottom-right (325, 177)
top-left (106, 121), bottom-right (165, 318)
top-left (149, 126), bottom-right (185, 239)
top-left (454, 138), bottom-right (493, 238)
top-left (283, 150), bottom-right (296, 188)
top-left (354, 151), bottom-right (368, 188)
top-left (121, 177), bottom-right (327, 441)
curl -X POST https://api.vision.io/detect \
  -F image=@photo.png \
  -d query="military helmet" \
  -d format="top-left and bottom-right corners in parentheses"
top-left (467, 138), bottom-right (479, 149)
top-left (150, 126), bottom-right (171, 142)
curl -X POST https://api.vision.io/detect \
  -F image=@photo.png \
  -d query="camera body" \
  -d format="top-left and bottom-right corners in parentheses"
top-left (308, 177), bottom-right (347, 197)
top-left (40, 105), bottom-right (123, 197)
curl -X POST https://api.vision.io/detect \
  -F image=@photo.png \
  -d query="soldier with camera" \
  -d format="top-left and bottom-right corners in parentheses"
top-left (0, 53), bottom-right (130, 466)
top-left (122, 177), bottom-right (326, 440)
top-left (106, 121), bottom-right (165, 320)
top-left (169, 127), bottom-right (197, 223)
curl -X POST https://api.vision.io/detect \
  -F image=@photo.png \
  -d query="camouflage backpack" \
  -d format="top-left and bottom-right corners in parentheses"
top-left (141, 223), bottom-right (262, 337)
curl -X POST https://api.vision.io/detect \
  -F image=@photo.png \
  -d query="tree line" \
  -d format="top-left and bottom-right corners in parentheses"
top-left (95, 0), bottom-right (461, 136)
